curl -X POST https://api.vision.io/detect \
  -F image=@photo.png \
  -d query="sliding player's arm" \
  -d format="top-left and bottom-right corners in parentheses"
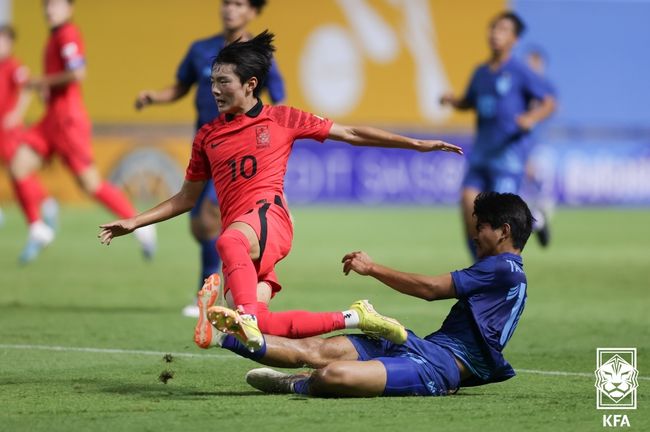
top-left (98, 180), bottom-right (205, 245)
top-left (327, 123), bottom-right (463, 154)
top-left (135, 82), bottom-right (192, 110)
top-left (342, 251), bottom-right (456, 301)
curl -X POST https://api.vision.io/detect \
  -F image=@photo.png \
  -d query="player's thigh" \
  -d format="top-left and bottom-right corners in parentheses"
top-left (311, 360), bottom-right (387, 397)
top-left (9, 143), bottom-right (43, 178)
top-left (490, 172), bottom-right (522, 194)
top-left (55, 116), bottom-right (94, 176)
top-left (75, 164), bottom-right (102, 194)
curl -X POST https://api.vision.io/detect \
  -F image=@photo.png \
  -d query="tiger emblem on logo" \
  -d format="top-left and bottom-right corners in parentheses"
top-left (594, 354), bottom-right (638, 403)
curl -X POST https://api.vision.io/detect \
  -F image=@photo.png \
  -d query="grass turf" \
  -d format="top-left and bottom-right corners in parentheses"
top-left (0, 206), bottom-right (648, 431)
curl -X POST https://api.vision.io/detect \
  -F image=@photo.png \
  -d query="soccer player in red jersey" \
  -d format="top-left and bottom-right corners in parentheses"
top-left (99, 31), bottom-right (463, 350)
top-left (9, 0), bottom-right (156, 263)
top-left (0, 25), bottom-right (40, 226)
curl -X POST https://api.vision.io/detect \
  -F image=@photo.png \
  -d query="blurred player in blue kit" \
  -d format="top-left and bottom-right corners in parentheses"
top-left (206, 192), bottom-right (534, 397)
top-left (134, 0), bottom-right (285, 316)
top-left (440, 11), bottom-right (555, 260)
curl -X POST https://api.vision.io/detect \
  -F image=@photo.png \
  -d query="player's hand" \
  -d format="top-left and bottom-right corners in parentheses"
top-left (516, 114), bottom-right (536, 131)
top-left (135, 91), bottom-right (155, 110)
top-left (98, 219), bottom-right (137, 245)
top-left (439, 92), bottom-right (456, 106)
top-left (415, 140), bottom-right (463, 155)
top-left (2, 110), bottom-right (21, 130)
top-left (342, 251), bottom-right (375, 276)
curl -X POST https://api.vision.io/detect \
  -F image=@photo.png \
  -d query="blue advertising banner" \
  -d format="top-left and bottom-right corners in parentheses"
top-left (285, 135), bottom-right (650, 206)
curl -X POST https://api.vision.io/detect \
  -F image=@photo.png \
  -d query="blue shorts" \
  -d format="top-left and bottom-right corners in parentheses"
top-left (347, 331), bottom-right (461, 397)
top-left (190, 181), bottom-right (219, 218)
top-left (462, 166), bottom-right (523, 194)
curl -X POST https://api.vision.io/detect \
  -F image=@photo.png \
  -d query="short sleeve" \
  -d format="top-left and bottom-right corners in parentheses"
top-left (59, 27), bottom-right (85, 71)
top-left (265, 59), bottom-right (285, 104)
top-left (176, 45), bottom-right (198, 86)
top-left (451, 259), bottom-right (496, 299)
top-left (286, 107), bottom-right (333, 141)
top-left (521, 65), bottom-right (551, 101)
top-left (185, 128), bottom-right (211, 182)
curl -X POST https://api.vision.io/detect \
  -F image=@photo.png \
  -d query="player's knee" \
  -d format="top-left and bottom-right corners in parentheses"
top-left (311, 364), bottom-right (354, 389)
top-left (215, 229), bottom-right (249, 258)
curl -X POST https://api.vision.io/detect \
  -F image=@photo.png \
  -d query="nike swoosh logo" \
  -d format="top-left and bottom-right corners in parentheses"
top-left (210, 139), bottom-right (226, 149)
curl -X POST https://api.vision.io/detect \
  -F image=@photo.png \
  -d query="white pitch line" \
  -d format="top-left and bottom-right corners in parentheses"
top-left (0, 343), bottom-right (235, 359)
top-left (1, 344), bottom-right (649, 381)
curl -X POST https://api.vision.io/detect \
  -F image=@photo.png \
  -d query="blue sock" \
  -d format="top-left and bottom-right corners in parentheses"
top-left (221, 335), bottom-right (267, 360)
top-left (199, 237), bottom-right (221, 289)
top-left (467, 237), bottom-right (478, 261)
top-left (292, 378), bottom-right (310, 395)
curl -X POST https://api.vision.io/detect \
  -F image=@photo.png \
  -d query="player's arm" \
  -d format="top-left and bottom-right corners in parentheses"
top-left (98, 180), bottom-right (205, 245)
top-left (439, 93), bottom-right (473, 110)
top-left (134, 82), bottom-right (192, 110)
top-left (516, 94), bottom-right (556, 131)
top-left (3, 66), bottom-right (32, 130)
top-left (28, 66), bottom-right (86, 90)
top-left (327, 123), bottom-right (463, 154)
top-left (2, 88), bottom-right (32, 130)
top-left (342, 251), bottom-right (456, 301)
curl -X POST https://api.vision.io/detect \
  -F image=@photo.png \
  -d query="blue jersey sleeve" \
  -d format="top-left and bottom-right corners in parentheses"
top-left (265, 59), bottom-right (285, 104)
top-left (176, 44), bottom-right (198, 86)
top-left (451, 258), bottom-right (496, 299)
top-left (521, 65), bottom-right (551, 102)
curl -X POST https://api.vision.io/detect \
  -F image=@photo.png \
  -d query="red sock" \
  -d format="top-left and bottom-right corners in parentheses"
top-left (255, 302), bottom-right (345, 338)
top-left (12, 175), bottom-right (47, 224)
top-left (93, 182), bottom-right (136, 218)
top-left (217, 229), bottom-right (259, 315)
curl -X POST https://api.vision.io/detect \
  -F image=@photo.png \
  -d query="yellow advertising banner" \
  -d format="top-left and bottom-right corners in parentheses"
top-left (13, 0), bottom-right (505, 127)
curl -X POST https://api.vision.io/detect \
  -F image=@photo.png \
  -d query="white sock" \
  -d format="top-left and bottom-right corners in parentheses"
top-left (342, 310), bottom-right (360, 328)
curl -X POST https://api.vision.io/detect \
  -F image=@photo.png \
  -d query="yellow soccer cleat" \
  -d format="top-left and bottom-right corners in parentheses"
top-left (207, 306), bottom-right (264, 352)
top-left (193, 274), bottom-right (224, 349)
top-left (351, 299), bottom-right (408, 344)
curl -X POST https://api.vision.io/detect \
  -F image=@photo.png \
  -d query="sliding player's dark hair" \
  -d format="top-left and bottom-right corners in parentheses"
top-left (248, 0), bottom-right (267, 13)
top-left (493, 11), bottom-right (526, 37)
top-left (473, 192), bottom-right (534, 250)
top-left (213, 30), bottom-right (275, 97)
top-left (0, 24), bottom-right (16, 40)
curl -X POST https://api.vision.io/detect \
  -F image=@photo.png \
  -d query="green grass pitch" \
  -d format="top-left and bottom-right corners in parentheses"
top-left (0, 205), bottom-right (648, 431)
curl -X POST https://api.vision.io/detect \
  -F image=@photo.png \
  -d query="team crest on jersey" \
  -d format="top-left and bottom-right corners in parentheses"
top-left (256, 125), bottom-right (271, 148)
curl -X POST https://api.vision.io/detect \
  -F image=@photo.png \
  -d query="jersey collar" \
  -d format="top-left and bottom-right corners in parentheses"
top-left (225, 98), bottom-right (263, 122)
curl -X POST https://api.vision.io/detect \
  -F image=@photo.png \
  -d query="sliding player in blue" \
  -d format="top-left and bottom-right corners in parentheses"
top-left (207, 192), bottom-right (533, 397)
top-left (440, 11), bottom-right (555, 260)
top-left (134, 0), bottom-right (284, 317)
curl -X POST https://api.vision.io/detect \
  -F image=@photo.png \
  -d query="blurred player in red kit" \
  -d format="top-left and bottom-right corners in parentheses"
top-left (8, 0), bottom-right (155, 263)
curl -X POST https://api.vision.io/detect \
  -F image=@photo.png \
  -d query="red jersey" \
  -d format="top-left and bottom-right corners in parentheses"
top-left (44, 22), bottom-right (86, 113)
top-left (185, 101), bottom-right (333, 227)
top-left (0, 56), bottom-right (28, 118)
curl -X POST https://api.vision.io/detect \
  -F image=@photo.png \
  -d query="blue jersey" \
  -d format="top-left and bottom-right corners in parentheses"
top-left (176, 34), bottom-right (285, 129)
top-left (426, 253), bottom-right (527, 386)
top-left (462, 57), bottom-right (550, 174)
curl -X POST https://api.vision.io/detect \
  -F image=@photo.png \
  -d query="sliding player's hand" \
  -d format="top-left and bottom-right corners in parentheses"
top-left (415, 139), bottom-right (464, 155)
top-left (342, 251), bottom-right (375, 276)
top-left (98, 219), bottom-right (137, 245)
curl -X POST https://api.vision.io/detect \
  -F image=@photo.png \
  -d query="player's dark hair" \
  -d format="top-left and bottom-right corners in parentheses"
top-left (494, 11), bottom-right (526, 37)
top-left (473, 192), bottom-right (534, 250)
top-left (213, 30), bottom-right (275, 97)
top-left (0, 24), bottom-right (16, 40)
top-left (248, 0), bottom-right (267, 13)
